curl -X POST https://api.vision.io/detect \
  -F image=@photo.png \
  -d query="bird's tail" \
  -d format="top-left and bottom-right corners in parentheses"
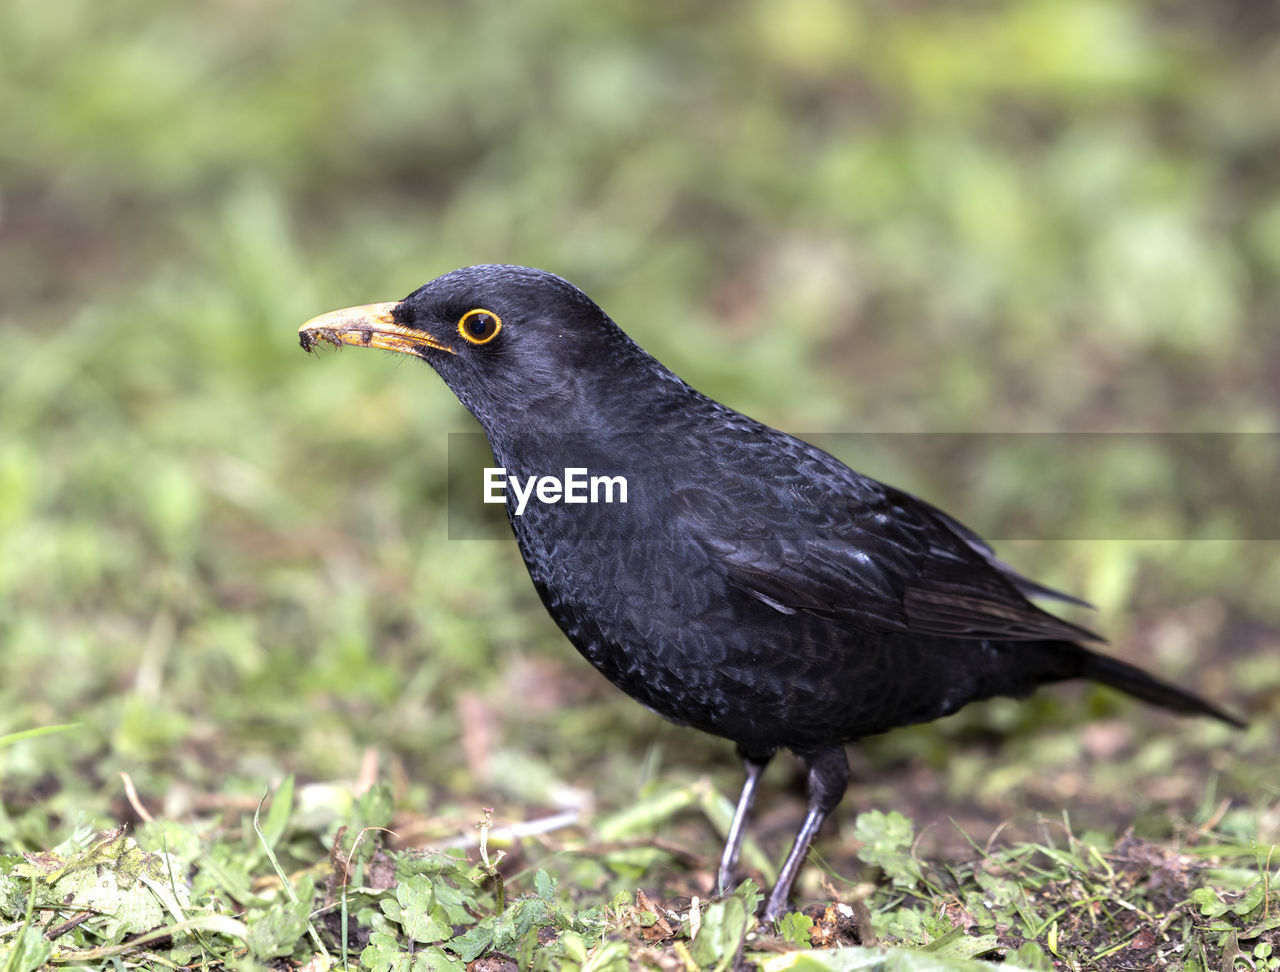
top-left (1076, 647), bottom-right (1246, 729)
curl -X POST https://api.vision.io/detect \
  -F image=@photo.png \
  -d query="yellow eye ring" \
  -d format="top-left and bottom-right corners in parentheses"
top-left (457, 309), bottom-right (502, 345)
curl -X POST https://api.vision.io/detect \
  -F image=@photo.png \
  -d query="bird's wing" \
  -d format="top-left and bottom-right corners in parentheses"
top-left (678, 470), bottom-right (1101, 644)
top-left (918, 501), bottom-right (1095, 609)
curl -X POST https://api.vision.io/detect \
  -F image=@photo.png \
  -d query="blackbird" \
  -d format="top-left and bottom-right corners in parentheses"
top-left (299, 264), bottom-right (1243, 920)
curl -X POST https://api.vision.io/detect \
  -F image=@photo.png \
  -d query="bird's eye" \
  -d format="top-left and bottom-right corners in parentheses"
top-left (457, 309), bottom-right (502, 345)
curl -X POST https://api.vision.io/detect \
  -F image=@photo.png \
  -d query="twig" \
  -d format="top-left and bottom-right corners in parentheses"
top-left (120, 772), bottom-right (155, 823)
top-left (476, 808), bottom-right (506, 915)
top-left (44, 911), bottom-right (93, 941)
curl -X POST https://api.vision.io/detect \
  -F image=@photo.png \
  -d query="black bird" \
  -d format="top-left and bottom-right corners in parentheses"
top-left (299, 264), bottom-right (1243, 920)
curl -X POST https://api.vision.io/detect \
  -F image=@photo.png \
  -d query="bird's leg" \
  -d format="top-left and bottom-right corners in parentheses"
top-left (762, 746), bottom-right (849, 923)
top-left (718, 750), bottom-right (771, 895)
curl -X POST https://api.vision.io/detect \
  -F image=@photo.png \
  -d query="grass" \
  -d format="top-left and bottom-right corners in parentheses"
top-left (1, 776), bottom-right (1276, 969)
top-left (1, 0), bottom-right (1278, 968)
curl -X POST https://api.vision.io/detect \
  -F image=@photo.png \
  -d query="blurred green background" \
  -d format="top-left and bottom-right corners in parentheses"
top-left (1, 0), bottom-right (1277, 893)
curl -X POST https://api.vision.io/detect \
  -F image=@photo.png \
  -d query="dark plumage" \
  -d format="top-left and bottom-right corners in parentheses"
top-left (299, 264), bottom-right (1243, 920)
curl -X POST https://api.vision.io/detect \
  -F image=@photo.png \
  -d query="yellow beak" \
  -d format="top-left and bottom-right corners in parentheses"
top-left (298, 302), bottom-right (454, 356)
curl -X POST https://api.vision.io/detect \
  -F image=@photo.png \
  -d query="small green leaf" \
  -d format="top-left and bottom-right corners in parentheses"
top-left (690, 883), bottom-right (755, 972)
top-left (777, 910), bottom-right (814, 947)
top-left (363, 932), bottom-right (459, 972)
top-left (1230, 881), bottom-right (1266, 917)
top-left (0, 924), bottom-right (53, 972)
top-left (491, 895), bottom-right (551, 952)
top-left (1006, 942), bottom-right (1054, 971)
top-left (259, 774), bottom-right (295, 851)
top-left (448, 923), bottom-right (494, 963)
top-left (853, 811), bottom-right (924, 888)
top-left (555, 930), bottom-right (589, 964)
top-left (920, 925), bottom-right (1000, 959)
top-left (391, 876), bottom-right (452, 943)
top-left (246, 892), bottom-right (312, 959)
top-left (356, 784), bottom-right (396, 831)
top-left (534, 868), bottom-right (555, 900)
top-left (1190, 886), bottom-right (1230, 918)
top-left (412, 946), bottom-right (462, 970)
top-left (360, 930), bottom-right (403, 972)
top-left (428, 873), bottom-right (480, 925)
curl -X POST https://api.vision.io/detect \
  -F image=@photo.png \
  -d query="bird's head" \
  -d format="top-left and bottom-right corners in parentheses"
top-left (299, 265), bottom-right (667, 437)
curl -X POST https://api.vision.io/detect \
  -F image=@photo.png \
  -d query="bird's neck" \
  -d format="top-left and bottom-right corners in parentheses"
top-left (479, 349), bottom-right (706, 464)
